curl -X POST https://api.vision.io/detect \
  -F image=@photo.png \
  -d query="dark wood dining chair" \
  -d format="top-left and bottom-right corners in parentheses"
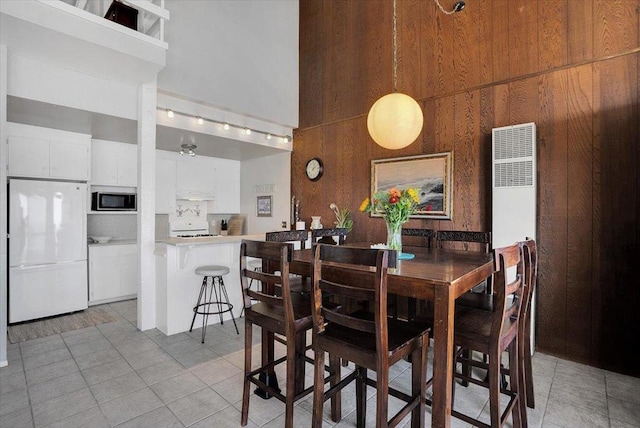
top-left (311, 227), bottom-right (348, 245)
top-left (451, 242), bottom-right (526, 428)
top-left (438, 230), bottom-right (492, 298)
top-left (519, 238), bottom-right (538, 409)
top-left (401, 227), bottom-right (435, 248)
top-left (239, 239), bottom-right (330, 428)
top-left (265, 230), bottom-right (309, 293)
top-left (310, 244), bottom-right (430, 428)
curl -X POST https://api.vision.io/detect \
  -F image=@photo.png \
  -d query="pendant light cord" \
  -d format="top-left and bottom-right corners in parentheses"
top-left (433, 0), bottom-right (465, 15)
top-left (392, 0), bottom-right (398, 93)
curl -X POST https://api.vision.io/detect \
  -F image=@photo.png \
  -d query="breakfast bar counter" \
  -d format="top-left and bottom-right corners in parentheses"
top-left (155, 234), bottom-right (265, 335)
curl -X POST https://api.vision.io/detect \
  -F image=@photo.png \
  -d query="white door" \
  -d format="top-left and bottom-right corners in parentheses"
top-left (9, 180), bottom-right (87, 266)
top-left (91, 140), bottom-right (119, 185)
top-left (50, 140), bottom-right (90, 181)
top-left (117, 143), bottom-right (138, 186)
top-left (8, 136), bottom-right (50, 178)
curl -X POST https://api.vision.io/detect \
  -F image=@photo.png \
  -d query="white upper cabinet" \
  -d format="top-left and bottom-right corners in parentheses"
top-left (91, 139), bottom-right (138, 187)
top-left (211, 158), bottom-right (240, 213)
top-left (156, 156), bottom-right (176, 214)
top-left (7, 123), bottom-right (91, 181)
top-left (175, 156), bottom-right (215, 200)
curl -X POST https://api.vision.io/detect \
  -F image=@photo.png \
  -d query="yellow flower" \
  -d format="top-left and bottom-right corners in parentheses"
top-left (359, 197), bottom-right (370, 212)
top-left (407, 188), bottom-right (419, 203)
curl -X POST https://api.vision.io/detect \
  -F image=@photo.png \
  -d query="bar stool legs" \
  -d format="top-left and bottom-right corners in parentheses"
top-left (190, 265), bottom-right (239, 343)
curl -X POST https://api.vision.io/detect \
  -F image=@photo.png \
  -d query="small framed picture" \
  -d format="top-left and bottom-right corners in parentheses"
top-left (257, 195), bottom-right (272, 217)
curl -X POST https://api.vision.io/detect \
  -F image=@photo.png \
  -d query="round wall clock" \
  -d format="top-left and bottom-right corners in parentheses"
top-left (305, 157), bottom-right (324, 181)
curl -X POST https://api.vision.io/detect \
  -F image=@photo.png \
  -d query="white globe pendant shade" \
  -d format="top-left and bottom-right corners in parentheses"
top-left (367, 92), bottom-right (423, 150)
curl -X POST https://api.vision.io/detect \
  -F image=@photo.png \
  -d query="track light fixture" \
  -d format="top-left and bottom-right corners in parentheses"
top-left (158, 107), bottom-right (292, 144)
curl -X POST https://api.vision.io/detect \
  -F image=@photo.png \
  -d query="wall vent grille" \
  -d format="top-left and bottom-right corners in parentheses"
top-left (492, 123), bottom-right (536, 188)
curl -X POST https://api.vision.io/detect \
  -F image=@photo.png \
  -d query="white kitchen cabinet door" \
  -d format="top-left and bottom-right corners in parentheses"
top-left (8, 135), bottom-right (50, 178)
top-left (211, 158), bottom-right (241, 213)
top-left (7, 123), bottom-right (91, 181)
top-left (50, 140), bottom-right (91, 181)
top-left (117, 143), bottom-right (138, 187)
top-left (176, 158), bottom-right (215, 199)
top-left (89, 244), bottom-right (138, 305)
top-left (91, 140), bottom-right (137, 186)
top-left (91, 140), bottom-right (118, 185)
top-left (156, 157), bottom-right (176, 214)
top-left (89, 247), bottom-right (120, 302)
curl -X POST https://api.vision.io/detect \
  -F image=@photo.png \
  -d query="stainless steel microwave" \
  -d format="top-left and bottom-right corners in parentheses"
top-left (91, 192), bottom-right (137, 211)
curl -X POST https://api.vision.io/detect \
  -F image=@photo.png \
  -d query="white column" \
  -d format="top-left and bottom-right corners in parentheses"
top-left (137, 82), bottom-right (157, 330)
top-left (0, 44), bottom-right (8, 366)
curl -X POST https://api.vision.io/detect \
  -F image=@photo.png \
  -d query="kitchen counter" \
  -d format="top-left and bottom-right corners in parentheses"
top-left (157, 233), bottom-right (265, 246)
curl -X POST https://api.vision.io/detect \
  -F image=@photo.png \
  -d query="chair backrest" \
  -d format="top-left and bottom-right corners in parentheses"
top-left (401, 228), bottom-right (435, 248)
top-left (311, 244), bottom-right (390, 353)
top-left (519, 238), bottom-right (538, 325)
top-left (311, 228), bottom-right (348, 245)
top-left (436, 230), bottom-right (491, 253)
top-left (240, 240), bottom-right (296, 328)
top-left (491, 243), bottom-right (525, 341)
top-left (265, 230), bottom-right (308, 249)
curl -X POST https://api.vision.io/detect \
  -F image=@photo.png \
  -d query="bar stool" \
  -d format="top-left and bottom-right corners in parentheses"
top-left (190, 264), bottom-right (239, 343)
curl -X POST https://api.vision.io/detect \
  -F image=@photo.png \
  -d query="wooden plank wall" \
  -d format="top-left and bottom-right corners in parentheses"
top-left (295, 0), bottom-right (640, 376)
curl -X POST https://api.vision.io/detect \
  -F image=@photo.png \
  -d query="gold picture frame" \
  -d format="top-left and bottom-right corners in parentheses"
top-left (371, 152), bottom-right (453, 219)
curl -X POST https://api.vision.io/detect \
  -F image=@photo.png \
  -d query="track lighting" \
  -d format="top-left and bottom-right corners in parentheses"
top-left (157, 107), bottom-right (293, 144)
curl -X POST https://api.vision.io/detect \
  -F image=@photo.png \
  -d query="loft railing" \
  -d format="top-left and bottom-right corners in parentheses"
top-left (67, 0), bottom-right (169, 42)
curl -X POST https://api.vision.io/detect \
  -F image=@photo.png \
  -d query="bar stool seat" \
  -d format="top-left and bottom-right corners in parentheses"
top-left (190, 264), bottom-right (239, 343)
top-left (195, 265), bottom-right (230, 277)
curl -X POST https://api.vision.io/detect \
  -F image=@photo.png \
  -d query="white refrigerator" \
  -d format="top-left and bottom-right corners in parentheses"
top-left (9, 179), bottom-right (88, 323)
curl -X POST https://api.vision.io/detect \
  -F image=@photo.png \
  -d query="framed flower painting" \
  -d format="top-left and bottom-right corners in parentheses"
top-left (371, 152), bottom-right (453, 219)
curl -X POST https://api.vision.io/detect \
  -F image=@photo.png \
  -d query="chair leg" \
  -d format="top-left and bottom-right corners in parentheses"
top-left (375, 365), bottom-right (389, 428)
top-left (355, 367), bottom-right (367, 428)
top-left (461, 348), bottom-right (471, 387)
top-left (329, 354), bottom-right (342, 422)
top-left (219, 276), bottom-right (239, 334)
top-left (488, 352), bottom-right (501, 428)
top-left (285, 334), bottom-right (296, 428)
top-left (524, 320), bottom-right (535, 408)
top-left (190, 276), bottom-right (207, 333)
top-left (312, 347), bottom-right (326, 428)
top-left (511, 339), bottom-right (526, 428)
top-left (202, 276), bottom-right (214, 343)
top-left (241, 320), bottom-right (252, 426)
top-left (411, 343), bottom-right (427, 428)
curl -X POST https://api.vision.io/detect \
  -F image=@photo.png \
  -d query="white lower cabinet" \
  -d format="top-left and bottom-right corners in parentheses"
top-left (89, 244), bottom-right (138, 305)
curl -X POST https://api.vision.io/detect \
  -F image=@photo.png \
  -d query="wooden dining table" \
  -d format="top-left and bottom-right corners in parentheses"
top-left (258, 245), bottom-right (494, 428)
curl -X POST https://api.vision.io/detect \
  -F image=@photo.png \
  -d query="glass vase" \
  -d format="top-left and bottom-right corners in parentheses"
top-left (385, 218), bottom-right (403, 255)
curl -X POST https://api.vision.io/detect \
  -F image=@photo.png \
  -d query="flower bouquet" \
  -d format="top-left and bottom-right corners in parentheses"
top-left (359, 187), bottom-right (420, 254)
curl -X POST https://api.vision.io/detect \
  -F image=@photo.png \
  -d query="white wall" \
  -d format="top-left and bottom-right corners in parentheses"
top-left (7, 54), bottom-right (139, 120)
top-left (241, 152), bottom-right (292, 234)
top-left (159, 0), bottom-right (299, 128)
top-left (1, 44), bottom-right (8, 367)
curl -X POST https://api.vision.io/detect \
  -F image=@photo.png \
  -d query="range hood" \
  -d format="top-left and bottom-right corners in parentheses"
top-left (176, 191), bottom-right (215, 201)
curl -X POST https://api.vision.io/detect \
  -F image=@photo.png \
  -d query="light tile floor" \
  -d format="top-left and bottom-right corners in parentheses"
top-left (1, 299), bottom-right (639, 427)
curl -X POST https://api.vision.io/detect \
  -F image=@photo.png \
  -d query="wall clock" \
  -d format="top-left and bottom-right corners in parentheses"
top-left (305, 157), bottom-right (324, 181)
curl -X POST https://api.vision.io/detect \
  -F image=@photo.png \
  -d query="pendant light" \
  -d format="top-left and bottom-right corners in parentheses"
top-left (367, 0), bottom-right (423, 150)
